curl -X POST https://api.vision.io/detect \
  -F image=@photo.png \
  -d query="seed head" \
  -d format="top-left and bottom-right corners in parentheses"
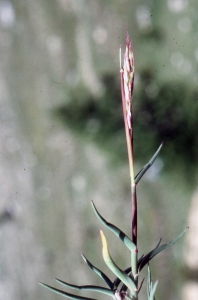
top-left (122, 33), bottom-right (134, 130)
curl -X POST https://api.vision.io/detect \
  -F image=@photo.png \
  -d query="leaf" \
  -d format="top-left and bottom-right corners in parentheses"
top-left (100, 230), bottom-right (136, 293)
top-left (149, 281), bottom-right (158, 300)
top-left (138, 239), bottom-right (161, 268)
top-left (135, 143), bottom-right (163, 184)
top-left (55, 278), bottom-right (114, 297)
top-left (81, 254), bottom-right (113, 289)
top-left (113, 255), bottom-right (146, 290)
top-left (147, 264), bottom-right (152, 297)
top-left (139, 228), bottom-right (188, 272)
top-left (39, 282), bottom-right (97, 300)
top-left (113, 254), bottom-right (145, 289)
top-left (113, 266), bottom-right (131, 289)
top-left (147, 264), bottom-right (151, 296)
top-left (147, 265), bottom-right (157, 300)
top-left (91, 201), bottom-right (136, 252)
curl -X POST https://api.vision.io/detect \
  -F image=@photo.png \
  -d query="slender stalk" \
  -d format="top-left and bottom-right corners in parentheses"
top-left (120, 68), bottom-right (134, 185)
top-left (120, 34), bottom-right (138, 299)
top-left (131, 184), bottom-right (137, 245)
top-left (131, 184), bottom-right (138, 300)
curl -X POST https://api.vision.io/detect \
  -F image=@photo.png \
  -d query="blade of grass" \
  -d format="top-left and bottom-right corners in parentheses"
top-left (81, 254), bottom-right (113, 289)
top-left (139, 228), bottom-right (188, 271)
top-left (91, 201), bottom-right (136, 252)
top-left (38, 283), bottom-right (97, 300)
top-left (55, 279), bottom-right (114, 297)
top-left (135, 143), bottom-right (163, 185)
top-left (100, 230), bottom-right (136, 293)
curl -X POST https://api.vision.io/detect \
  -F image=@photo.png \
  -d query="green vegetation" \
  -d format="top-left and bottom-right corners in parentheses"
top-left (40, 33), bottom-right (187, 300)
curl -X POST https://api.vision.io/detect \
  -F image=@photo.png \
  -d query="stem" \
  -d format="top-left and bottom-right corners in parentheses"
top-left (120, 67), bottom-right (138, 298)
top-left (131, 184), bottom-right (138, 299)
top-left (132, 184), bottom-right (137, 245)
top-left (120, 69), bottom-right (134, 186)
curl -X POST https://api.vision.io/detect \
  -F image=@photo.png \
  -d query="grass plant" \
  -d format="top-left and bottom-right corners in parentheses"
top-left (39, 32), bottom-right (187, 300)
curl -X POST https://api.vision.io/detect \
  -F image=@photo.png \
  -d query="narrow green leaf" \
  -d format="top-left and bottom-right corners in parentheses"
top-left (113, 254), bottom-right (145, 290)
top-left (100, 230), bottom-right (136, 293)
top-left (81, 254), bottom-right (113, 289)
top-left (135, 143), bottom-right (163, 184)
top-left (147, 265), bottom-right (152, 297)
top-left (138, 239), bottom-right (161, 269)
top-left (113, 266), bottom-right (131, 289)
top-left (91, 201), bottom-right (136, 252)
top-left (147, 265), bottom-right (157, 300)
top-left (39, 282), bottom-right (97, 300)
top-left (149, 281), bottom-right (158, 300)
top-left (55, 278), bottom-right (114, 297)
top-left (113, 255), bottom-right (146, 289)
top-left (139, 228), bottom-right (188, 271)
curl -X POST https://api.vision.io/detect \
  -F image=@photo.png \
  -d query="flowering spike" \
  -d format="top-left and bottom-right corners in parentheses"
top-left (123, 33), bottom-right (134, 131)
top-left (120, 33), bottom-right (135, 186)
top-left (120, 34), bottom-right (138, 298)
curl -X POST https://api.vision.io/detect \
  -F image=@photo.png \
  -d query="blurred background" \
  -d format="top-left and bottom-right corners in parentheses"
top-left (0, 0), bottom-right (198, 299)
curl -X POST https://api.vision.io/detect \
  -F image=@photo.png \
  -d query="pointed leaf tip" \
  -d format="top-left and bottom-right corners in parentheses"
top-left (100, 230), bottom-right (107, 251)
top-left (55, 278), bottom-right (114, 297)
top-left (39, 282), bottom-right (97, 300)
top-left (135, 143), bottom-right (163, 184)
top-left (100, 231), bottom-right (136, 292)
top-left (139, 228), bottom-right (188, 271)
top-left (91, 201), bottom-right (135, 252)
top-left (81, 253), bottom-right (113, 289)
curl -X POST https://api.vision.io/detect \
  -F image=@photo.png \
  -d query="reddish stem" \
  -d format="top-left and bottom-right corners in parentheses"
top-left (132, 184), bottom-right (137, 245)
top-left (120, 68), bottom-right (137, 246)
